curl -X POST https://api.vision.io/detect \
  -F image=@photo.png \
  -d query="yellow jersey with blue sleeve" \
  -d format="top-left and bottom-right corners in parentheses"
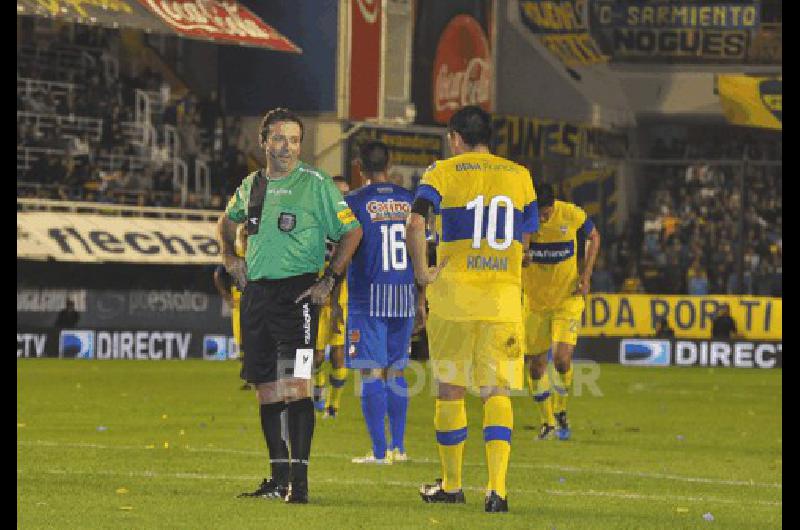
top-left (523, 200), bottom-right (594, 311)
top-left (415, 152), bottom-right (538, 322)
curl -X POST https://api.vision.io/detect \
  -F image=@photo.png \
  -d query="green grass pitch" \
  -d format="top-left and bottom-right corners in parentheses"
top-left (18, 359), bottom-right (781, 529)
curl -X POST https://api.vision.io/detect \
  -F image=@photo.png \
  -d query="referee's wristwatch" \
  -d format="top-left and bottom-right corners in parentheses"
top-left (322, 266), bottom-right (344, 285)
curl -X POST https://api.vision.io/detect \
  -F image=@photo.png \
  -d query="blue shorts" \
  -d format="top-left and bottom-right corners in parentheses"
top-left (345, 314), bottom-right (414, 370)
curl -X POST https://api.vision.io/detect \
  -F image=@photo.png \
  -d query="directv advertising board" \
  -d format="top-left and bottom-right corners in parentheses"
top-left (619, 339), bottom-right (671, 366)
top-left (202, 335), bottom-right (239, 361)
top-left (581, 337), bottom-right (781, 369)
top-left (59, 330), bottom-right (191, 360)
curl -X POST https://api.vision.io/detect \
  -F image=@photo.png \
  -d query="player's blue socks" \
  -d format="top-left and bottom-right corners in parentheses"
top-left (386, 376), bottom-right (408, 453)
top-left (360, 377), bottom-right (388, 459)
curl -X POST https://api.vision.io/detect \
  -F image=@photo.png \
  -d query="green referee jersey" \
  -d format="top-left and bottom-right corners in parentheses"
top-left (225, 162), bottom-right (360, 280)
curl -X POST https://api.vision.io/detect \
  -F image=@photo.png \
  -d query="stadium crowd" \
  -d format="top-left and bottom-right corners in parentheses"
top-left (624, 132), bottom-right (782, 296)
top-left (17, 21), bottom-right (247, 209)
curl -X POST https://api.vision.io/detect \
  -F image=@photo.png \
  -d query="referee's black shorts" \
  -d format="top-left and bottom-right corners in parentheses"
top-left (241, 273), bottom-right (320, 385)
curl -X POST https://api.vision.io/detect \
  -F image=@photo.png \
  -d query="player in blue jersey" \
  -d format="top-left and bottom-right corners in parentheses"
top-left (332, 140), bottom-right (418, 464)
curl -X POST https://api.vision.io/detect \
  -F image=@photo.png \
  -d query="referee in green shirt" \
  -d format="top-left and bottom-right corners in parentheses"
top-left (218, 108), bottom-right (362, 504)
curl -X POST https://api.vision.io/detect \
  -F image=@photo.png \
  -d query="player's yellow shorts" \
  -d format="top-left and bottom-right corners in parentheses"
top-left (426, 313), bottom-right (524, 389)
top-left (316, 302), bottom-right (346, 349)
top-left (525, 295), bottom-right (585, 355)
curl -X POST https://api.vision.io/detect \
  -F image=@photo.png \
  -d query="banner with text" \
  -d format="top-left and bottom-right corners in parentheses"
top-left (518, 0), bottom-right (609, 66)
top-left (581, 294), bottom-right (781, 341)
top-left (491, 113), bottom-right (628, 161)
top-left (589, 1), bottom-right (761, 64)
top-left (18, 212), bottom-right (220, 264)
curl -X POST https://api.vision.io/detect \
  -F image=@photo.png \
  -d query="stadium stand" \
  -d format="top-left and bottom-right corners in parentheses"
top-left (16, 17), bottom-right (781, 297)
top-left (633, 129), bottom-right (782, 296)
top-left (17, 19), bottom-right (246, 210)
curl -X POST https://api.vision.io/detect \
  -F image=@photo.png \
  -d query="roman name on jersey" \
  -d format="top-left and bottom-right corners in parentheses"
top-left (467, 255), bottom-right (509, 271)
top-left (366, 199), bottom-right (411, 222)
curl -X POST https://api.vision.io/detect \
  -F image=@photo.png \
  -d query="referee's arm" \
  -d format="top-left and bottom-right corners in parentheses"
top-left (327, 225), bottom-right (363, 277)
top-left (217, 214), bottom-right (247, 288)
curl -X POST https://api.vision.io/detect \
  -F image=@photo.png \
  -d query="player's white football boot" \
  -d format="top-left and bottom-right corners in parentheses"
top-left (391, 448), bottom-right (409, 462)
top-left (351, 453), bottom-right (392, 464)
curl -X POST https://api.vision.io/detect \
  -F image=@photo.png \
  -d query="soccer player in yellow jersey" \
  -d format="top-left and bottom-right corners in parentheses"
top-left (522, 183), bottom-right (600, 441)
top-left (213, 224), bottom-right (249, 389)
top-left (407, 106), bottom-right (538, 513)
top-left (313, 176), bottom-right (351, 418)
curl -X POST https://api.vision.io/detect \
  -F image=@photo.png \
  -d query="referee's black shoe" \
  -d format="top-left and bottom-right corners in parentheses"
top-left (284, 483), bottom-right (309, 504)
top-left (484, 491), bottom-right (509, 513)
top-left (419, 478), bottom-right (465, 503)
top-left (237, 477), bottom-right (288, 499)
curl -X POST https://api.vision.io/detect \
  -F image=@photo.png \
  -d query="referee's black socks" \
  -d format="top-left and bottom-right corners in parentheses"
top-left (259, 402), bottom-right (290, 486)
top-left (287, 397), bottom-right (315, 490)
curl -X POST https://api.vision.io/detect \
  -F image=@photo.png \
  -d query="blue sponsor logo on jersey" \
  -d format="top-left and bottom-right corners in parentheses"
top-left (619, 340), bottom-right (671, 366)
top-left (529, 241), bottom-right (574, 264)
top-left (60, 330), bottom-right (95, 359)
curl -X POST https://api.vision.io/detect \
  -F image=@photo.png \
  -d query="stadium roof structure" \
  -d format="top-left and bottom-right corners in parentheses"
top-left (16, 0), bottom-right (302, 54)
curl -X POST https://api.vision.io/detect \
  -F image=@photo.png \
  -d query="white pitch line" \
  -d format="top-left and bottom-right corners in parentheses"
top-left (16, 467), bottom-right (781, 508)
top-left (18, 439), bottom-right (782, 489)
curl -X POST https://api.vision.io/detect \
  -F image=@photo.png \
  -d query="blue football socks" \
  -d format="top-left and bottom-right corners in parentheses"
top-left (360, 378), bottom-right (388, 459)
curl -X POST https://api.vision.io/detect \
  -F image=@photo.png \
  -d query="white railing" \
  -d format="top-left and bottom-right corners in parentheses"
top-left (17, 77), bottom-right (79, 101)
top-left (17, 111), bottom-right (102, 142)
top-left (143, 89), bottom-right (168, 118)
top-left (194, 159), bottom-right (211, 203)
top-left (17, 146), bottom-right (66, 171)
top-left (173, 159), bottom-right (189, 207)
top-left (95, 153), bottom-right (152, 172)
top-left (120, 121), bottom-right (158, 150)
top-left (164, 124), bottom-right (181, 159)
top-left (134, 89), bottom-right (152, 127)
top-left (16, 197), bottom-right (222, 221)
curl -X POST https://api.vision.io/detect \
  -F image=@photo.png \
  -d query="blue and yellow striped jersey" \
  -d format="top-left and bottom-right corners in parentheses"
top-left (415, 152), bottom-right (538, 321)
top-left (522, 200), bottom-right (594, 310)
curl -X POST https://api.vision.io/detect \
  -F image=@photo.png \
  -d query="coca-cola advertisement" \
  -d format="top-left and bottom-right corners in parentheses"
top-left (432, 15), bottom-right (492, 124)
top-left (411, 0), bottom-right (491, 125)
top-left (139, 0), bottom-right (302, 52)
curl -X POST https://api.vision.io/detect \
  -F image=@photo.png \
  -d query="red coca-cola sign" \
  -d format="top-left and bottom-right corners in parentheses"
top-left (432, 15), bottom-right (492, 124)
top-left (139, 0), bottom-right (301, 53)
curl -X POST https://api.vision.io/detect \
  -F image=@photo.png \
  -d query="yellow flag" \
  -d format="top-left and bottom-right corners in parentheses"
top-left (718, 75), bottom-right (781, 130)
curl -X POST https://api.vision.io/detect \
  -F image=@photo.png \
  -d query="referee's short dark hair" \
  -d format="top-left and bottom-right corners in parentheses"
top-left (260, 108), bottom-right (304, 142)
top-left (359, 140), bottom-right (390, 173)
top-left (448, 105), bottom-right (492, 147)
top-left (537, 182), bottom-right (556, 208)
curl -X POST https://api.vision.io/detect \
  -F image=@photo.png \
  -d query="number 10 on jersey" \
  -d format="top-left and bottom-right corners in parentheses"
top-left (466, 194), bottom-right (514, 250)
